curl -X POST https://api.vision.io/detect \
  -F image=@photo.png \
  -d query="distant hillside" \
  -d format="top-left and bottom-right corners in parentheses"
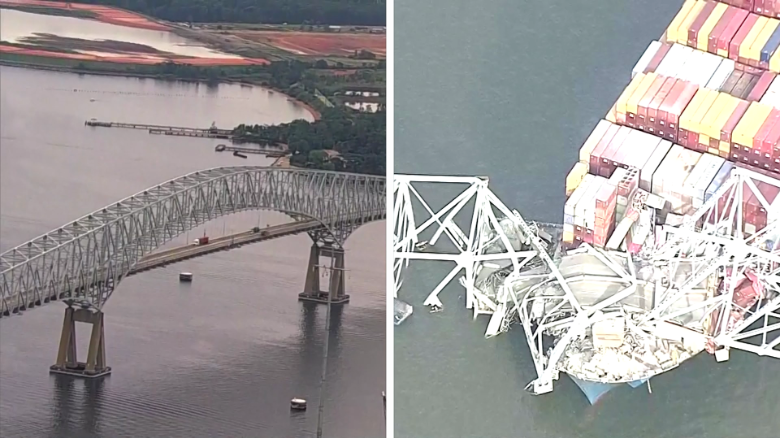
top-left (48, 0), bottom-right (386, 26)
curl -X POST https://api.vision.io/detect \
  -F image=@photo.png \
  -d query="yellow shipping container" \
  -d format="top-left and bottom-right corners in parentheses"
top-left (697, 3), bottom-right (729, 52)
top-left (562, 230), bottom-right (575, 244)
top-left (615, 73), bottom-right (645, 119)
top-left (626, 73), bottom-right (658, 117)
top-left (679, 89), bottom-right (711, 134)
top-left (748, 19), bottom-right (779, 63)
top-left (740, 16), bottom-right (769, 61)
top-left (677, 1), bottom-right (707, 44)
top-left (732, 102), bottom-right (773, 151)
top-left (701, 93), bottom-right (731, 140)
top-left (566, 162), bottom-right (588, 197)
top-left (770, 48), bottom-right (780, 73)
top-left (605, 105), bottom-right (617, 123)
top-left (690, 89), bottom-right (719, 135)
top-left (712, 95), bottom-right (740, 134)
top-left (667, 0), bottom-right (699, 43)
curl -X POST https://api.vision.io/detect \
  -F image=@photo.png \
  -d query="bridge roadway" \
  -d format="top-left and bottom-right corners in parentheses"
top-left (130, 219), bottom-right (325, 275)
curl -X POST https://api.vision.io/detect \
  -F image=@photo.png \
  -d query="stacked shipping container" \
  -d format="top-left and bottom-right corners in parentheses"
top-left (563, 0), bottom-right (780, 251)
top-left (717, 0), bottom-right (780, 19)
top-left (666, 0), bottom-right (780, 71)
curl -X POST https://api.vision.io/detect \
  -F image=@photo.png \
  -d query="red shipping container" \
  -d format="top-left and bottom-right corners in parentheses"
top-left (709, 7), bottom-right (739, 53)
top-left (747, 71), bottom-right (776, 101)
top-left (618, 168), bottom-right (640, 198)
top-left (735, 61), bottom-right (764, 75)
top-left (658, 80), bottom-right (687, 132)
top-left (719, 8), bottom-right (750, 54)
top-left (757, 0), bottom-right (766, 13)
top-left (638, 76), bottom-right (666, 130)
top-left (645, 43), bottom-right (672, 74)
top-left (590, 124), bottom-right (620, 176)
top-left (668, 82), bottom-right (700, 143)
top-left (722, 100), bottom-right (751, 144)
top-left (600, 127), bottom-right (632, 177)
top-left (648, 77), bottom-right (678, 134)
top-left (766, 116), bottom-right (780, 166)
top-left (754, 108), bottom-right (780, 167)
top-left (689, 2), bottom-right (719, 47)
top-left (729, 13), bottom-right (760, 60)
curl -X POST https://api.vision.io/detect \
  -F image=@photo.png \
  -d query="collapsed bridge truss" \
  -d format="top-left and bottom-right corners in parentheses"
top-left (393, 170), bottom-right (780, 395)
top-left (1, 167), bottom-right (386, 315)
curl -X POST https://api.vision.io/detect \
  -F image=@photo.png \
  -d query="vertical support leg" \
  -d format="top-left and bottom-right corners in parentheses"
top-left (328, 248), bottom-right (347, 301)
top-left (302, 243), bottom-right (321, 297)
top-left (299, 244), bottom-right (350, 305)
top-left (50, 306), bottom-right (111, 378)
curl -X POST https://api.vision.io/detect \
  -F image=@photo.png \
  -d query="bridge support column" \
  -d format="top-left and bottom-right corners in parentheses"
top-left (49, 307), bottom-right (111, 378)
top-left (298, 243), bottom-right (350, 305)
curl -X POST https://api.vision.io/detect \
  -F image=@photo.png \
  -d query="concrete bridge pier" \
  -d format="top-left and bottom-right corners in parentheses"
top-left (49, 307), bottom-right (111, 378)
top-left (299, 243), bottom-right (349, 304)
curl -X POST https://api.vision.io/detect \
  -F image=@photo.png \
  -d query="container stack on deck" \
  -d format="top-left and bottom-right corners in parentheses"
top-left (563, 0), bottom-right (780, 251)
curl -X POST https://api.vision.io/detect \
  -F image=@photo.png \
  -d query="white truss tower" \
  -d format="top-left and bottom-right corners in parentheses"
top-left (393, 170), bottom-right (780, 396)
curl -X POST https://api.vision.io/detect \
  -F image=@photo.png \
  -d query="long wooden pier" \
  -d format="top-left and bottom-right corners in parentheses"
top-left (85, 119), bottom-right (234, 137)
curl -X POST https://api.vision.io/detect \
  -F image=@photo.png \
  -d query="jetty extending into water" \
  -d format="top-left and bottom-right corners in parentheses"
top-left (214, 143), bottom-right (286, 157)
top-left (85, 119), bottom-right (233, 139)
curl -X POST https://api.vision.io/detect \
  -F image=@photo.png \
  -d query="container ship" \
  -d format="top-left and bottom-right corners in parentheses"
top-left (394, 0), bottom-right (780, 405)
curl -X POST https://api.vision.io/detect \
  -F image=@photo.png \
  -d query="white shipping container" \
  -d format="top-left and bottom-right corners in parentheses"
top-left (676, 50), bottom-right (705, 83)
top-left (652, 145), bottom-right (684, 196)
top-left (575, 177), bottom-right (604, 228)
top-left (705, 58), bottom-right (736, 90)
top-left (691, 155), bottom-right (726, 208)
top-left (655, 44), bottom-right (692, 77)
top-left (582, 176), bottom-right (612, 229)
top-left (682, 153), bottom-right (725, 208)
top-left (579, 120), bottom-right (613, 165)
top-left (761, 91), bottom-right (780, 109)
top-left (565, 174), bottom-right (596, 217)
top-left (666, 148), bottom-right (702, 213)
top-left (632, 41), bottom-right (662, 79)
top-left (691, 53), bottom-right (722, 87)
top-left (640, 139), bottom-right (673, 192)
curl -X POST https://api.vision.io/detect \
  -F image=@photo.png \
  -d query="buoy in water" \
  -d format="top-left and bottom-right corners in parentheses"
top-left (290, 398), bottom-right (307, 410)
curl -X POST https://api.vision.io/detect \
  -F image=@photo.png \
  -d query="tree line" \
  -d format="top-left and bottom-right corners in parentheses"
top-left (48, 0), bottom-right (386, 26)
top-left (233, 107), bottom-right (385, 176)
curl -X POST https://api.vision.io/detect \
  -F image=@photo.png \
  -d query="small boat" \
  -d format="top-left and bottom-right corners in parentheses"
top-left (179, 272), bottom-right (193, 282)
top-left (290, 398), bottom-right (307, 410)
top-left (233, 151), bottom-right (248, 159)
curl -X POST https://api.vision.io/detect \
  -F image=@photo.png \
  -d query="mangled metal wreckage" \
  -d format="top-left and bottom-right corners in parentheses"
top-left (393, 172), bottom-right (780, 403)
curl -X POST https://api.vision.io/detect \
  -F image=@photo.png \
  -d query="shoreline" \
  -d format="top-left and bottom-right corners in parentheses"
top-left (0, 0), bottom-right (170, 31)
top-left (0, 58), bottom-right (322, 122)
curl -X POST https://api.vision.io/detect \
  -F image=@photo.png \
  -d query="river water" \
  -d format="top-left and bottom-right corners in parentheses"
top-left (394, 0), bottom-right (780, 437)
top-left (0, 9), bottom-right (240, 59)
top-left (0, 66), bottom-right (385, 438)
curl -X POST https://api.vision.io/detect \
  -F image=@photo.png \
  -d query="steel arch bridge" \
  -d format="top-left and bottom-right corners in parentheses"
top-left (0, 167), bottom-right (385, 316)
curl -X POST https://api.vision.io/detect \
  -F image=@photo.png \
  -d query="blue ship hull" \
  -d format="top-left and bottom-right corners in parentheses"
top-left (567, 374), bottom-right (648, 404)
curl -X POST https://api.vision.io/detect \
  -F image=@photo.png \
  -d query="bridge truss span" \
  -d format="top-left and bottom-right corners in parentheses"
top-left (0, 167), bottom-right (385, 315)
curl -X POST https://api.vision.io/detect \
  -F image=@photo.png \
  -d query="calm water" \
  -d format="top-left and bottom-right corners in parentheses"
top-left (0, 66), bottom-right (385, 438)
top-left (394, 0), bottom-right (780, 437)
top-left (0, 9), bottom-right (240, 59)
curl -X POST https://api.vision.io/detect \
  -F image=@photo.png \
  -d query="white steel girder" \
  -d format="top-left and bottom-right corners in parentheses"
top-left (0, 167), bottom-right (386, 315)
top-left (393, 169), bottom-right (780, 396)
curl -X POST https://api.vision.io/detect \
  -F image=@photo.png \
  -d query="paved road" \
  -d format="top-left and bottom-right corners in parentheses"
top-left (131, 220), bottom-right (325, 273)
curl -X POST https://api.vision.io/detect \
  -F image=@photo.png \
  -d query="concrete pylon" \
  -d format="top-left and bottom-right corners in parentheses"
top-left (49, 307), bottom-right (111, 378)
top-left (299, 243), bottom-right (350, 304)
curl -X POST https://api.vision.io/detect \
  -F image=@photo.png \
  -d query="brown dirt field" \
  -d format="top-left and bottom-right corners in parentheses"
top-left (0, 44), bottom-right (269, 65)
top-left (0, 0), bottom-right (170, 31)
top-left (233, 31), bottom-right (386, 58)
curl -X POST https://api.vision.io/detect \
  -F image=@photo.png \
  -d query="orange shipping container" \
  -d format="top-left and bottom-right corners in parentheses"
top-left (679, 88), bottom-right (712, 148)
top-left (626, 73), bottom-right (658, 127)
top-left (678, 1), bottom-right (708, 45)
top-left (698, 93), bottom-right (731, 152)
top-left (613, 73), bottom-right (646, 124)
